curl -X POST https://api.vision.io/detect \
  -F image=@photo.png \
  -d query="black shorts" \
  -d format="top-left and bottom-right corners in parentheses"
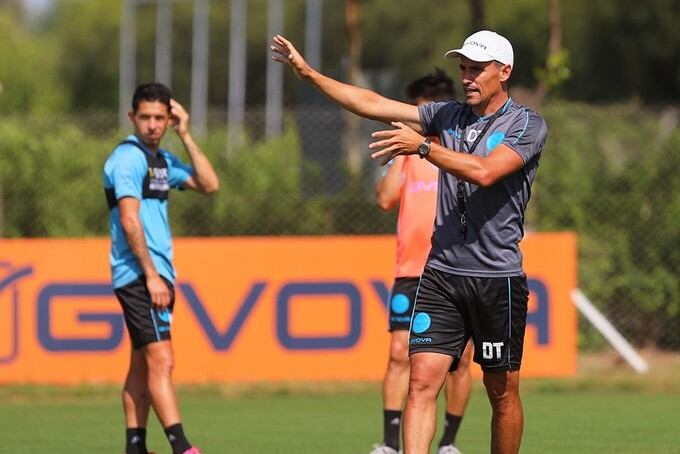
top-left (388, 277), bottom-right (420, 331)
top-left (114, 275), bottom-right (175, 349)
top-left (409, 266), bottom-right (529, 372)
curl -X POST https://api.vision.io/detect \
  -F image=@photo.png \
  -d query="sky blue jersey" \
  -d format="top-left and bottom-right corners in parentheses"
top-left (103, 135), bottom-right (193, 288)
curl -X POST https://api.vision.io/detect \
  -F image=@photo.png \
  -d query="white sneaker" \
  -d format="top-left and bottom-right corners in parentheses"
top-left (368, 443), bottom-right (400, 454)
top-left (438, 445), bottom-right (463, 454)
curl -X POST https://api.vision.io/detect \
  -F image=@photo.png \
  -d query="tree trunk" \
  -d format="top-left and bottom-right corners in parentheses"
top-left (534, 0), bottom-right (562, 105)
top-left (468, 0), bottom-right (486, 31)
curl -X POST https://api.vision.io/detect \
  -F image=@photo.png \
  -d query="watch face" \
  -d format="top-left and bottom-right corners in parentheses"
top-left (418, 141), bottom-right (430, 157)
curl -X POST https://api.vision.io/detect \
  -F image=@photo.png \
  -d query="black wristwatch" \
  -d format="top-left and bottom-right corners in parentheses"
top-left (417, 138), bottom-right (432, 159)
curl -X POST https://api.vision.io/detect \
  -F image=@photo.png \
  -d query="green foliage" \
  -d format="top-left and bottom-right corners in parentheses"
top-left (3, 0), bottom-right (677, 113)
top-left (533, 101), bottom-right (680, 348)
top-left (534, 49), bottom-right (571, 91)
top-left (0, 116), bottom-right (114, 236)
top-left (0, 9), bottom-right (66, 113)
top-left (168, 125), bottom-right (335, 236)
top-left (49, 1), bottom-right (121, 110)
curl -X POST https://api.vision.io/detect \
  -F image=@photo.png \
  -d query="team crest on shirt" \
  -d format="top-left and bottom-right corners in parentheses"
top-left (148, 166), bottom-right (169, 191)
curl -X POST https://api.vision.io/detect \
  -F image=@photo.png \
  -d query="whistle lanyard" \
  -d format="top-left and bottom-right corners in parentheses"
top-left (456, 101), bottom-right (508, 240)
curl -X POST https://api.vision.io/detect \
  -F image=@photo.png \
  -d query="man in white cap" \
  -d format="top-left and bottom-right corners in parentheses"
top-left (272, 30), bottom-right (547, 454)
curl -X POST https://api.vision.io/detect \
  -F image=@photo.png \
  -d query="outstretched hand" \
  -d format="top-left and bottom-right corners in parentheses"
top-left (369, 122), bottom-right (425, 165)
top-left (270, 34), bottom-right (313, 79)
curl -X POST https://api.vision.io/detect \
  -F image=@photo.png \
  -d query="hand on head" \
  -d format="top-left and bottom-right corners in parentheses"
top-left (169, 99), bottom-right (189, 136)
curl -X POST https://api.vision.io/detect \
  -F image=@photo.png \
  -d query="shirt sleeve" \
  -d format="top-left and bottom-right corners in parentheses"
top-left (110, 148), bottom-right (147, 200)
top-left (503, 109), bottom-right (548, 163)
top-left (164, 151), bottom-right (195, 189)
top-left (418, 101), bottom-right (466, 138)
top-left (418, 102), bottom-right (448, 136)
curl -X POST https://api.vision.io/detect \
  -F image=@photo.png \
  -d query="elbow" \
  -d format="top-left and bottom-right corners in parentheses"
top-left (376, 196), bottom-right (396, 211)
top-left (200, 178), bottom-right (220, 194)
top-left (472, 169), bottom-right (499, 188)
top-left (204, 181), bottom-right (220, 194)
top-left (376, 198), bottom-right (391, 211)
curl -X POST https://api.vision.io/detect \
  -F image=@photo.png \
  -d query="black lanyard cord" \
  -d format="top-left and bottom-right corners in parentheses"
top-left (456, 101), bottom-right (508, 240)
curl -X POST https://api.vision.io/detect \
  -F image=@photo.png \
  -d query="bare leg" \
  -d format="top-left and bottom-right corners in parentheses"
top-left (144, 340), bottom-right (182, 427)
top-left (383, 330), bottom-right (411, 410)
top-left (483, 370), bottom-right (523, 454)
top-left (444, 340), bottom-right (474, 415)
top-left (122, 348), bottom-right (151, 428)
top-left (438, 340), bottom-right (474, 448)
top-left (403, 352), bottom-right (452, 454)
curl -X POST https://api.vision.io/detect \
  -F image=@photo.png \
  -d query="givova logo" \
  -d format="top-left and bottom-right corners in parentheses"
top-left (391, 294), bottom-right (410, 314)
top-left (0, 262), bottom-right (34, 364)
top-left (411, 312), bottom-right (431, 334)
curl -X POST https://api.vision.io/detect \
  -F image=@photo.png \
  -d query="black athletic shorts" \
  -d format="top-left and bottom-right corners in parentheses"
top-left (409, 266), bottom-right (529, 372)
top-left (388, 277), bottom-right (420, 331)
top-left (114, 275), bottom-right (175, 349)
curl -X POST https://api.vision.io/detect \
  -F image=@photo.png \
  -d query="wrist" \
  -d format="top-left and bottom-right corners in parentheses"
top-left (417, 137), bottom-right (432, 159)
top-left (144, 269), bottom-right (160, 279)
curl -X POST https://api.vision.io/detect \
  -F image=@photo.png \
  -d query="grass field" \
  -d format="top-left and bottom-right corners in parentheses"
top-left (2, 370), bottom-right (680, 454)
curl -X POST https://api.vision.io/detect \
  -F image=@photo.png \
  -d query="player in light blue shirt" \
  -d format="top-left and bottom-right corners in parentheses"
top-left (103, 83), bottom-right (218, 454)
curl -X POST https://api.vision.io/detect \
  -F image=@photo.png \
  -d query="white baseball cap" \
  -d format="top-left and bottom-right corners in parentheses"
top-left (444, 30), bottom-right (514, 67)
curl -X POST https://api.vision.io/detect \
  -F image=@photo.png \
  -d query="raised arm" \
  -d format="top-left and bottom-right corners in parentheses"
top-left (271, 35), bottom-right (421, 131)
top-left (170, 99), bottom-right (220, 194)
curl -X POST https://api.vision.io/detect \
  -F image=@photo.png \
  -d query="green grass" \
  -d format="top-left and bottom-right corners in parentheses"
top-left (1, 381), bottom-right (679, 453)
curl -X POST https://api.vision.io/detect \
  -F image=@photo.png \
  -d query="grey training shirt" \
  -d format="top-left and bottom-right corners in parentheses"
top-left (418, 98), bottom-right (548, 277)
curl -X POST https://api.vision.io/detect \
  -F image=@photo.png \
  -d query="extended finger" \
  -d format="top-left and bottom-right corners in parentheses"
top-left (370, 144), bottom-right (399, 159)
top-left (368, 138), bottom-right (393, 150)
top-left (275, 34), bottom-right (293, 47)
top-left (270, 43), bottom-right (287, 55)
top-left (371, 129), bottom-right (398, 139)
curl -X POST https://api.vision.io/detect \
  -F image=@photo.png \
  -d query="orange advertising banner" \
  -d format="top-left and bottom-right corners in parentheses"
top-left (0, 234), bottom-right (576, 384)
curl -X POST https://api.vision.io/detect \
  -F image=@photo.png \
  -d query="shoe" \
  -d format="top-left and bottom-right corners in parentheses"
top-left (438, 445), bottom-right (463, 454)
top-left (183, 449), bottom-right (202, 454)
top-left (368, 444), bottom-right (400, 454)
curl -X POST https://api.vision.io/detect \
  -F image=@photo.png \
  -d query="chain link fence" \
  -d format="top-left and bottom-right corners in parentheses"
top-left (1, 100), bottom-right (678, 351)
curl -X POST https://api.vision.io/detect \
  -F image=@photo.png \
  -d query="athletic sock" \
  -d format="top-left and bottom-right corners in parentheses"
top-left (164, 423), bottom-right (192, 454)
top-left (438, 412), bottom-right (463, 447)
top-left (125, 427), bottom-right (148, 454)
top-left (383, 409), bottom-right (402, 450)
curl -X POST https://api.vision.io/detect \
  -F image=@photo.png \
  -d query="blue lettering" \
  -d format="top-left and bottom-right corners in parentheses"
top-left (370, 280), bottom-right (390, 311)
top-left (179, 282), bottom-right (267, 351)
top-left (277, 282), bottom-right (362, 350)
top-left (0, 265), bottom-right (33, 363)
top-left (37, 283), bottom-right (123, 352)
top-left (527, 278), bottom-right (550, 345)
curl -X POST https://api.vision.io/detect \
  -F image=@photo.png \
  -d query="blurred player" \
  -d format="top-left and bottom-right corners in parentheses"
top-left (371, 70), bottom-right (473, 454)
top-left (272, 29), bottom-right (547, 454)
top-left (104, 82), bottom-right (219, 454)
